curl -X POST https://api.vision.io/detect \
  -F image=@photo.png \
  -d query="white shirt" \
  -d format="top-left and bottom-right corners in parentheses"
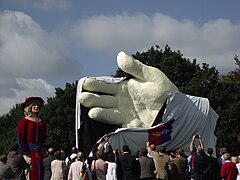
top-left (65, 153), bottom-right (77, 166)
top-left (236, 163), bottom-right (240, 180)
top-left (106, 161), bottom-right (117, 180)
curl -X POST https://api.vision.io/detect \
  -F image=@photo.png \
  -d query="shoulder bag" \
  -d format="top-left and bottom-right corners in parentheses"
top-left (91, 160), bottom-right (98, 180)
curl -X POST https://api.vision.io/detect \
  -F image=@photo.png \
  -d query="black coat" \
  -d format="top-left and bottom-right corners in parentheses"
top-left (205, 156), bottom-right (220, 180)
top-left (43, 155), bottom-right (55, 180)
top-left (119, 152), bottom-right (138, 180)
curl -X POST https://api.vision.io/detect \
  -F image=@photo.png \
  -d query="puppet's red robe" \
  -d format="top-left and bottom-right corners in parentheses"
top-left (17, 118), bottom-right (47, 180)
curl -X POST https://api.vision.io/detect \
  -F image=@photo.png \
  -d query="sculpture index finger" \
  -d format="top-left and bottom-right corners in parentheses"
top-left (117, 51), bottom-right (164, 82)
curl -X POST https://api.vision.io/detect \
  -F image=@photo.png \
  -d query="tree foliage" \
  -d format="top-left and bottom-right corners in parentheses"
top-left (212, 55), bottom-right (240, 154)
top-left (0, 105), bottom-right (22, 153)
top-left (41, 82), bottom-right (77, 156)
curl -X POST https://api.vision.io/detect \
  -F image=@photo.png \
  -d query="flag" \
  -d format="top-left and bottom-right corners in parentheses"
top-left (148, 119), bottom-right (175, 145)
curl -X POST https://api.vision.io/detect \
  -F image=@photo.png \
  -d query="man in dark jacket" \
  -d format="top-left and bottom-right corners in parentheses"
top-left (43, 147), bottom-right (55, 180)
top-left (7, 143), bottom-right (29, 180)
top-left (205, 148), bottom-right (220, 180)
top-left (119, 145), bottom-right (138, 180)
top-left (138, 147), bottom-right (155, 180)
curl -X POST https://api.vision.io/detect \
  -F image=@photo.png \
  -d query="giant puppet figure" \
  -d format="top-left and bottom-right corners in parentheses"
top-left (77, 51), bottom-right (218, 155)
top-left (18, 96), bottom-right (47, 180)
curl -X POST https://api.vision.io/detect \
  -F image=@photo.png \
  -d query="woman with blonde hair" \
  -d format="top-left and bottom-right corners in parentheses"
top-left (231, 156), bottom-right (238, 164)
top-left (91, 150), bottom-right (108, 180)
top-left (17, 96), bottom-right (47, 180)
top-left (68, 152), bottom-right (85, 180)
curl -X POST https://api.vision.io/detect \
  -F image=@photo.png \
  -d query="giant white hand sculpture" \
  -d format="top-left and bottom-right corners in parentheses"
top-left (78, 51), bottom-right (179, 128)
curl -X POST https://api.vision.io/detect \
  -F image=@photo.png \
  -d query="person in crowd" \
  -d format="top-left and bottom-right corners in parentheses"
top-left (187, 147), bottom-right (196, 177)
top-left (236, 155), bottom-right (240, 180)
top-left (205, 147), bottom-right (220, 180)
top-left (7, 142), bottom-right (29, 180)
top-left (91, 150), bottom-right (108, 180)
top-left (104, 137), bottom-right (112, 154)
top-left (23, 153), bottom-right (32, 180)
top-left (147, 144), bottom-right (156, 158)
top-left (17, 96), bottom-right (47, 180)
top-left (189, 135), bottom-right (209, 180)
top-left (217, 147), bottom-right (228, 180)
top-left (168, 151), bottom-right (176, 179)
top-left (169, 151), bottom-right (176, 162)
top-left (218, 147), bottom-right (228, 167)
top-left (221, 153), bottom-right (238, 180)
top-left (146, 142), bottom-right (170, 180)
top-left (0, 154), bottom-right (15, 179)
top-left (114, 148), bottom-right (123, 180)
top-left (43, 147), bottom-right (55, 180)
top-left (106, 153), bottom-right (117, 180)
top-left (88, 135), bottom-right (113, 167)
top-left (231, 156), bottom-right (238, 164)
top-left (60, 149), bottom-right (66, 161)
top-left (65, 147), bottom-right (78, 167)
top-left (68, 151), bottom-right (85, 180)
top-left (60, 149), bottom-right (68, 179)
top-left (169, 148), bottom-right (189, 180)
top-left (119, 145), bottom-right (138, 180)
top-left (138, 147), bottom-right (155, 180)
top-left (51, 150), bottom-right (67, 180)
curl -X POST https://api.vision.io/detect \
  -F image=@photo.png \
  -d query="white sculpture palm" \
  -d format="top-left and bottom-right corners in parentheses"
top-left (78, 51), bottom-right (179, 128)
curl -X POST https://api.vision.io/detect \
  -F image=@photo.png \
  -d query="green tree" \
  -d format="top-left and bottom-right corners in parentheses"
top-left (0, 105), bottom-right (22, 154)
top-left (41, 82), bottom-right (77, 156)
top-left (213, 55), bottom-right (240, 154)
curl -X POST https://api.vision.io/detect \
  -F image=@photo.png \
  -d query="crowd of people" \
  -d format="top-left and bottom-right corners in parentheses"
top-left (1, 134), bottom-right (240, 180)
top-left (0, 96), bottom-right (239, 180)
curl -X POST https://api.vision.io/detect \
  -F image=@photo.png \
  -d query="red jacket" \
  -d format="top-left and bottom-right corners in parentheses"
top-left (221, 161), bottom-right (238, 180)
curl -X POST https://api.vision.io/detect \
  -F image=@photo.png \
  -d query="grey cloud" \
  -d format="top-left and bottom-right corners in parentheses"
top-left (69, 12), bottom-right (240, 73)
top-left (0, 78), bottom-right (55, 115)
top-left (0, 10), bottom-right (82, 115)
top-left (0, 10), bottom-right (83, 80)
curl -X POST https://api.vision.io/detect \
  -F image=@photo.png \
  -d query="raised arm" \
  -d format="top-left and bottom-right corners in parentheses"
top-left (198, 135), bottom-right (204, 150)
top-left (189, 135), bottom-right (195, 152)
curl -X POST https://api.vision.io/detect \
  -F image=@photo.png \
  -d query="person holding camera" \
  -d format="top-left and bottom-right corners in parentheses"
top-left (87, 135), bottom-right (113, 168)
top-left (189, 135), bottom-right (210, 180)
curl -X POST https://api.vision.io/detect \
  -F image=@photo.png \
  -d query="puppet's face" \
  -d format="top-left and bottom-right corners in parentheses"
top-left (24, 101), bottom-right (41, 117)
top-left (31, 101), bottom-right (40, 113)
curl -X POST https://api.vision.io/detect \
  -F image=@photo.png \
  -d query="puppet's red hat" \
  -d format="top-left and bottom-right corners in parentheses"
top-left (21, 96), bottom-right (44, 110)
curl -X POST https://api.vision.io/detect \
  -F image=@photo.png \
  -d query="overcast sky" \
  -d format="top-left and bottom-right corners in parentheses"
top-left (0, 0), bottom-right (240, 115)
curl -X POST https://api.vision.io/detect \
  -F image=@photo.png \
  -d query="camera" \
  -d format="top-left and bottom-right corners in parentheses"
top-left (195, 134), bottom-right (199, 139)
